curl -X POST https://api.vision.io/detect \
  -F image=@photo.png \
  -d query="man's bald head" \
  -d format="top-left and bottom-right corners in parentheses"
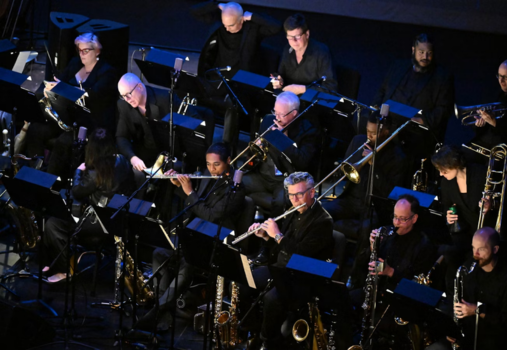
top-left (498, 60), bottom-right (507, 92)
top-left (472, 227), bottom-right (500, 268)
top-left (118, 73), bottom-right (146, 109)
top-left (475, 227), bottom-right (500, 249)
top-left (221, 2), bottom-right (244, 33)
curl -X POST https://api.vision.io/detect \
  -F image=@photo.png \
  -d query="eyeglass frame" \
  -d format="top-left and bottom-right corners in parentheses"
top-left (286, 31), bottom-right (307, 42)
top-left (271, 109), bottom-right (296, 119)
top-left (76, 47), bottom-right (95, 55)
top-left (497, 74), bottom-right (507, 81)
top-left (287, 186), bottom-right (312, 200)
top-left (391, 213), bottom-right (415, 223)
top-left (120, 83), bottom-right (139, 101)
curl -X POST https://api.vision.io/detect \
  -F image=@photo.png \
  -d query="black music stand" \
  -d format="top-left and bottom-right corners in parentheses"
top-left (179, 218), bottom-right (255, 350)
top-left (1, 167), bottom-right (69, 316)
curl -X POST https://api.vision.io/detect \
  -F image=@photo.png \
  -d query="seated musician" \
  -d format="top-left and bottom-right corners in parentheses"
top-left (426, 227), bottom-right (507, 350)
top-left (324, 111), bottom-right (407, 288)
top-left (242, 171), bottom-right (334, 349)
top-left (271, 13), bottom-right (337, 95)
top-left (471, 59), bottom-right (507, 151)
top-left (349, 195), bottom-right (436, 347)
top-left (431, 145), bottom-right (496, 297)
top-left (135, 142), bottom-right (246, 332)
top-left (42, 128), bottom-right (135, 283)
top-left (26, 32), bottom-right (118, 178)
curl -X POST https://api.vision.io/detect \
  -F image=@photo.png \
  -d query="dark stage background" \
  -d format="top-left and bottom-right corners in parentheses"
top-left (33, 0), bottom-right (507, 144)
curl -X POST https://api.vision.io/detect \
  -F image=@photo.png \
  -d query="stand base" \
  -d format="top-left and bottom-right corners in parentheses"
top-left (21, 298), bottom-right (58, 316)
top-left (91, 300), bottom-right (131, 317)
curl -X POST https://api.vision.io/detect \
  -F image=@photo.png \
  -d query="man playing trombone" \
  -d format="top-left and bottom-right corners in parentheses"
top-left (239, 171), bottom-right (334, 349)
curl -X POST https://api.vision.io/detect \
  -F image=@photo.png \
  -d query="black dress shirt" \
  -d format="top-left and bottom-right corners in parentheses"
top-left (474, 92), bottom-right (507, 149)
top-left (278, 39), bottom-right (337, 92)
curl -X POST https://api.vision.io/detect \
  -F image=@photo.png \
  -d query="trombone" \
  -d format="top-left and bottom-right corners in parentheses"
top-left (230, 99), bottom-right (320, 171)
top-left (462, 143), bottom-right (491, 158)
top-left (317, 120), bottom-right (413, 200)
top-left (455, 102), bottom-right (506, 126)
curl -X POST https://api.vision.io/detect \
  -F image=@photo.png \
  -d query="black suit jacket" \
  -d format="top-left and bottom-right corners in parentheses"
top-left (192, 1), bottom-right (281, 77)
top-left (57, 57), bottom-right (118, 132)
top-left (116, 86), bottom-right (171, 166)
top-left (372, 59), bottom-right (454, 141)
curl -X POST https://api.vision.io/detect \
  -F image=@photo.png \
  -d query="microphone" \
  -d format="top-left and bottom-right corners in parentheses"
top-left (380, 104), bottom-right (390, 119)
top-left (214, 66), bottom-right (231, 72)
top-left (232, 169), bottom-right (243, 191)
top-left (307, 76), bottom-right (326, 88)
top-left (2, 129), bottom-right (8, 147)
top-left (78, 126), bottom-right (87, 143)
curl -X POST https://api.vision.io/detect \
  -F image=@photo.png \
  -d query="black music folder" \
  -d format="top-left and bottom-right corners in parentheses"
top-left (231, 69), bottom-right (272, 91)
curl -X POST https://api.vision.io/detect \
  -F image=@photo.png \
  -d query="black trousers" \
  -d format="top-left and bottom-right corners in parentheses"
top-left (152, 247), bottom-right (194, 309)
top-left (25, 121), bottom-right (62, 158)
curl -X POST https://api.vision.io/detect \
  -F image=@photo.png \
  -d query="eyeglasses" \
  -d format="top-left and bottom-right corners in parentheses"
top-left (120, 84), bottom-right (139, 101)
top-left (497, 74), bottom-right (507, 81)
top-left (271, 109), bottom-right (295, 119)
top-left (286, 32), bottom-right (306, 41)
top-left (77, 48), bottom-right (95, 55)
top-left (391, 214), bottom-right (415, 223)
top-left (287, 187), bottom-right (312, 200)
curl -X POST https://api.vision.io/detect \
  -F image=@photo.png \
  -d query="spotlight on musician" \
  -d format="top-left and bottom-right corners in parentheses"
top-left (240, 172), bottom-right (334, 349)
top-left (271, 13), bottom-right (337, 95)
top-left (135, 142), bottom-right (246, 332)
top-left (425, 227), bottom-right (506, 350)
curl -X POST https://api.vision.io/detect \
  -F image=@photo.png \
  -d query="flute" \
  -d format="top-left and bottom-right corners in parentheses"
top-left (145, 174), bottom-right (223, 179)
top-left (232, 203), bottom-right (307, 244)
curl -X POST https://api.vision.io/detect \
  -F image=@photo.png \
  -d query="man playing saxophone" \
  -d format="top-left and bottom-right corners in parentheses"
top-left (426, 227), bottom-right (507, 350)
top-left (240, 171), bottom-right (334, 350)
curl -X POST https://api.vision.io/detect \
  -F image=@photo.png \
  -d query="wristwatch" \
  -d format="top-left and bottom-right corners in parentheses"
top-left (274, 233), bottom-right (284, 243)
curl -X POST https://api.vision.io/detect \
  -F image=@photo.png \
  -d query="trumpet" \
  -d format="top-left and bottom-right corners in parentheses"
top-left (462, 143), bottom-right (491, 158)
top-left (231, 203), bottom-right (307, 244)
top-left (455, 102), bottom-right (506, 126)
top-left (39, 97), bottom-right (73, 132)
top-left (177, 93), bottom-right (197, 115)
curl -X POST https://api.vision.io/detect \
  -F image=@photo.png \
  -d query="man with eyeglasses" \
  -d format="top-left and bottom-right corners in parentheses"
top-left (191, 1), bottom-right (281, 79)
top-left (472, 59), bottom-right (507, 151)
top-left (240, 171), bottom-right (334, 349)
top-left (242, 91), bottom-right (320, 221)
top-left (271, 13), bottom-right (337, 96)
top-left (116, 73), bottom-right (173, 172)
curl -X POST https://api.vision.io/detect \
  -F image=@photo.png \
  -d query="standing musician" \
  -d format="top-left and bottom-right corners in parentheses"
top-left (242, 172), bottom-right (334, 349)
top-left (42, 128), bottom-right (135, 283)
top-left (472, 59), bottom-right (507, 150)
top-left (426, 227), bottom-right (507, 350)
top-left (271, 13), bottom-right (337, 95)
top-left (135, 142), bottom-right (246, 332)
top-left (372, 33), bottom-right (454, 142)
top-left (349, 195), bottom-right (436, 346)
top-left (26, 33), bottom-right (118, 178)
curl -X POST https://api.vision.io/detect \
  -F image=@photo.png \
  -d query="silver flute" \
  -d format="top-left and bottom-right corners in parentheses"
top-left (232, 203), bottom-right (307, 244)
top-left (146, 174), bottom-right (223, 179)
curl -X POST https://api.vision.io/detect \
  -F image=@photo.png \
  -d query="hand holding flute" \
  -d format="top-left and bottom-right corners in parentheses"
top-left (164, 169), bottom-right (193, 195)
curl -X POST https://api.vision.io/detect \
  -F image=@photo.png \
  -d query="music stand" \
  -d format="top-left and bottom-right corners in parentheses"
top-left (179, 218), bottom-right (255, 350)
top-left (1, 167), bottom-right (70, 316)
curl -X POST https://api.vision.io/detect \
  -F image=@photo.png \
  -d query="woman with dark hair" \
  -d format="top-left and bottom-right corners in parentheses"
top-left (26, 32), bottom-right (118, 179)
top-left (43, 128), bottom-right (134, 283)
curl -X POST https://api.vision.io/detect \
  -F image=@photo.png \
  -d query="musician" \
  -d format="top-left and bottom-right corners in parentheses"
top-left (135, 142), bottom-right (246, 331)
top-left (426, 227), bottom-right (507, 350)
top-left (191, 1), bottom-right (281, 79)
top-left (244, 172), bottom-right (334, 349)
top-left (242, 91), bottom-right (320, 218)
top-left (472, 59), bottom-right (507, 150)
top-left (431, 145), bottom-right (495, 296)
top-left (271, 13), bottom-right (337, 95)
top-left (26, 32), bottom-right (118, 177)
top-left (116, 73), bottom-right (171, 172)
top-left (42, 128), bottom-right (135, 283)
top-left (372, 33), bottom-right (454, 144)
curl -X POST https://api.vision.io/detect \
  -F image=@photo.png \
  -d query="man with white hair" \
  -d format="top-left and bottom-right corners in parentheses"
top-left (243, 91), bottom-right (321, 229)
top-left (192, 1), bottom-right (281, 78)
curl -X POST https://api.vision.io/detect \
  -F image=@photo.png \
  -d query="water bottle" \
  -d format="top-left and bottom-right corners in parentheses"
top-left (448, 205), bottom-right (462, 233)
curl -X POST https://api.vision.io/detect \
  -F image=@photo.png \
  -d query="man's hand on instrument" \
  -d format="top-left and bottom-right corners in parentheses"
top-left (243, 11), bottom-right (252, 21)
top-left (454, 299), bottom-right (477, 318)
top-left (77, 163), bottom-right (86, 171)
top-left (369, 229), bottom-right (379, 251)
top-left (249, 223), bottom-right (269, 240)
top-left (477, 109), bottom-right (496, 127)
top-left (131, 156), bottom-right (146, 171)
top-left (283, 84), bottom-right (306, 95)
top-left (272, 118), bottom-right (284, 131)
top-left (261, 218), bottom-right (281, 239)
top-left (178, 174), bottom-right (193, 196)
top-left (270, 75), bottom-right (283, 90)
top-left (479, 195), bottom-right (492, 213)
top-left (475, 115), bottom-right (486, 127)
top-left (362, 143), bottom-right (373, 164)
top-left (446, 336), bottom-right (457, 344)
top-left (164, 169), bottom-right (181, 187)
top-left (368, 258), bottom-right (394, 277)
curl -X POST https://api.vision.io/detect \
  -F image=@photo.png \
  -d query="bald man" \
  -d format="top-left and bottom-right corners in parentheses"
top-left (192, 1), bottom-right (281, 79)
top-left (472, 60), bottom-right (507, 151)
top-left (427, 227), bottom-right (507, 350)
top-left (116, 73), bottom-right (172, 171)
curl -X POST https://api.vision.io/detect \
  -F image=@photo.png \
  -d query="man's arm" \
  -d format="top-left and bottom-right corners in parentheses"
top-left (250, 12), bottom-right (282, 38)
top-left (190, 1), bottom-right (221, 23)
top-left (282, 123), bottom-right (320, 170)
top-left (317, 45), bottom-right (338, 92)
top-left (116, 101), bottom-right (136, 161)
top-left (276, 217), bottom-right (333, 258)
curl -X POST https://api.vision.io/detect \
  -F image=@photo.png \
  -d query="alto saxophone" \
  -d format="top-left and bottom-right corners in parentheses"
top-left (348, 226), bottom-right (394, 350)
top-left (113, 235), bottom-right (154, 304)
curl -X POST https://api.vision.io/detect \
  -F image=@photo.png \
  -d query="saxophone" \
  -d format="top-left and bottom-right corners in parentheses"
top-left (113, 235), bottom-right (154, 305)
top-left (452, 262), bottom-right (476, 349)
top-left (348, 226), bottom-right (394, 350)
top-left (213, 275), bottom-right (224, 348)
top-left (311, 300), bottom-right (328, 350)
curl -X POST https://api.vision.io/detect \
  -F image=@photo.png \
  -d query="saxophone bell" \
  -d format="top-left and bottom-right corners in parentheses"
top-left (292, 319), bottom-right (310, 342)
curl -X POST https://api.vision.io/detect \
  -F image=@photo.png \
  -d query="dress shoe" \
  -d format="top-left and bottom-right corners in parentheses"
top-left (252, 246), bottom-right (269, 266)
